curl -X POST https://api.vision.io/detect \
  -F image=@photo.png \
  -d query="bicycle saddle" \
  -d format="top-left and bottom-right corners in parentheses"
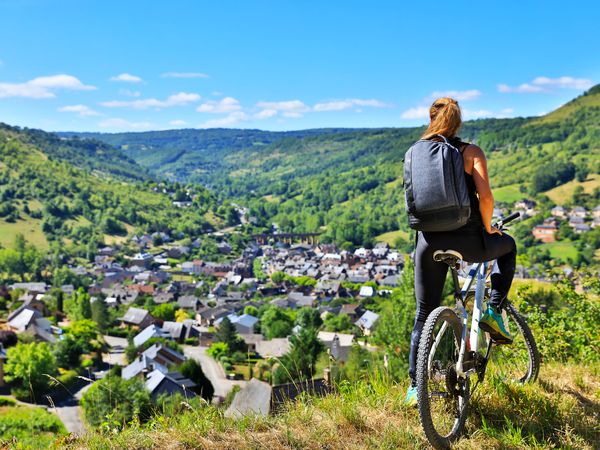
top-left (433, 249), bottom-right (463, 269)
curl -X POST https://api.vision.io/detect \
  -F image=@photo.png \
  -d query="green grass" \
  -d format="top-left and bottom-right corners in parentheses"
top-left (493, 184), bottom-right (525, 204)
top-left (63, 362), bottom-right (599, 449)
top-left (544, 173), bottom-right (600, 205)
top-left (375, 229), bottom-right (410, 246)
top-left (0, 216), bottom-right (48, 250)
top-left (539, 240), bottom-right (579, 261)
top-left (0, 404), bottom-right (66, 448)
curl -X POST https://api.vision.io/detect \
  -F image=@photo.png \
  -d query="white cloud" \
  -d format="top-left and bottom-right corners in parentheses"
top-left (119, 89), bottom-right (141, 97)
top-left (256, 100), bottom-right (310, 113)
top-left (498, 76), bottom-right (593, 93)
top-left (254, 109), bottom-right (278, 119)
top-left (313, 98), bottom-right (389, 111)
top-left (169, 119), bottom-right (187, 126)
top-left (200, 111), bottom-right (248, 128)
top-left (500, 108), bottom-right (514, 114)
top-left (462, 109), bottom-right (493, 119)
top-left (101, 92), bottom-right (201, 109)
top-left (0, 74), bottom-right (96, 99)
top-left (99, 118), bottom-right (152, 130)
top-left (427, 89), bottom-right (482, 101)
top-left (196, 96), bottom-right (241, 113)
top-left (110, 73), bottom-right (142, 83)
top-left (58, 104), bottom-right (100, 117)
top-left (161, 72), bottom-right (209, 79)
top-left (400, 106), bottom-right (429, 120)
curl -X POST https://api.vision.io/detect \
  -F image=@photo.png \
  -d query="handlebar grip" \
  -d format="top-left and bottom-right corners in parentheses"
top-left (500, 212), bottom-right (520, 226)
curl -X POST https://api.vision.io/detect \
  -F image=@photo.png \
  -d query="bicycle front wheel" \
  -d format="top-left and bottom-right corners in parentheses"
top-left (487, 302), bottom-right (540, 384)
top-left (416, 306), bottom-right (469, 449)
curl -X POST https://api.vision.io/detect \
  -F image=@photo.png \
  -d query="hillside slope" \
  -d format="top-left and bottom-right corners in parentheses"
top-left (64, 362), bottom-right (599, 449)
top-left (0, 126), bottom-right (218, 253)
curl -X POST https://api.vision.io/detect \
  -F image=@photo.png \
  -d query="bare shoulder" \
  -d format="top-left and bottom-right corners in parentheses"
top-left (463, 144), bottom-right (486, 159)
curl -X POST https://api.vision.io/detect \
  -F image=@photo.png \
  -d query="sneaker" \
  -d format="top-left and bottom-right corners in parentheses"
top-left (404, 385), bottom-right (417, 407)
top-left (480, 305), bottom-right (513, 344)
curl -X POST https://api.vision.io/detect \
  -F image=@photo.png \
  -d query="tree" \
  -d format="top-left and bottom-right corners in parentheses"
top-left (80, 375), bottom-right (152, 427)
top-left (215, 317), bottom-right (245, 353)
top-left (178, 358), bottom-right (214, 401)
top-left (152, 303), bottom-right (176, 322)
top-left (323, 313), bottom-right (354, 333)
top-left (206, 342), bottom-right (229, 359)
top-left (175, 308), bottom-right (190, 323)
top-left (274, 327), bottom-right (324, 384)
top-left (91, 298), bottom-right (109, 330)
top-left (260, 306), bottom-right (294, 339)
top-left (5, 342), bottom-right (58, 402)
top-left (54, 336), bottom-right (85, 369)
top-left (244, 305), bottom-right (259, 317)
top-left (0, 330), bottom-right (18, 348)
top-left (296, 307), bottom-right (323, 329)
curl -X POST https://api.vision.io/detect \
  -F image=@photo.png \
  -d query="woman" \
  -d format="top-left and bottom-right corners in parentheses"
top-left (404, 97), bottom-right (516, 405)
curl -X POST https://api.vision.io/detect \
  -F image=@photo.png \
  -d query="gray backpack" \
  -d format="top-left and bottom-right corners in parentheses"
top-left (403, 135), bottom-right (471, 231)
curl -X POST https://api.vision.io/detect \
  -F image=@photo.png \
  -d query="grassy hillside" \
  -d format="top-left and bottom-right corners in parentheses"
top-left (62, 362), bottom-right (598, 449)
top-left (0, 126), bottom-right (219, 257)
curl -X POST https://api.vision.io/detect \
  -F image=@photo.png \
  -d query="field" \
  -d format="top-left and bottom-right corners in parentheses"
top-left (544, 174), bottom-right (600, 205)
top-left (493, 183), bottom-right (525, 204)
top-left (539, 240), bottom-right (579, 261)
top-left (0, 403), bottom-right (66, 448)
top-left (374, 229), bottom-right (410, 245)
top-left (0, 216), bottom-right (48, 250)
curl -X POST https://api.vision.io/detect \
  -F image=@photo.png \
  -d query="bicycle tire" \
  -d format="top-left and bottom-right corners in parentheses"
top-left (490, 302), bottom-right (540, 384)
top-left (416, 306), bottom-right (469, 449)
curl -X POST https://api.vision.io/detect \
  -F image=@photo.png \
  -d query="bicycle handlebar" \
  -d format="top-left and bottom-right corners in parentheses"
top-left (493, 211), bottom-right (520, 229)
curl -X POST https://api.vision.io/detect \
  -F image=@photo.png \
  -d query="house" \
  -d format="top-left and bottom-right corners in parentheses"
top-left (120, 307), bottom-right (155, 329)
top-left (355, 310), bottom-right (380, 336)
top-left (255, 338), bottom-right (291, 358)
top-left (161, 320), bottom-right (201, 342)
top-left (122, 354), bottom-right (168, 380)
top-left (358, 286), bottom-right (374, 298)
top-left (574, 223), bottom-right (591, 233)
top-left (142, 343), bottom-right (186, 367)
top-left (287, 291), bottom-right (316, 308)
top-left (177, 295), bottom-right (201, 311)
top-left (131, 253), bottom-right (154, 268)
top-left (196, 306), bottom-right (231, 326)
top-left (551, 205), bottom-right (566, 218)
top-left (145, 369), bottom-right (197, 402)
top-left (133, 324), bottom-right (171, 348)
top-left (217, 241), bottom-right (232, 254)
top-left (216, 313), bottom-right (259, 335)
top-left (532, 222), bottom-right (558, 243)
top-left (338, 304), bottom-right (363, 322)
top-left (240, 334), bottom-right (264, 353)
top-left (593, 206), bottom-right (600, 218)
top-left (9, 282), bottom-right (47, 294)
top-left (7, 307), bottom-right (57, 343)
top-left (317, 331), bottom-right (355, 362)
top-left (571, 206), bottom-right (588, 218)
top-left (372, 242), bottom-right (389, 258)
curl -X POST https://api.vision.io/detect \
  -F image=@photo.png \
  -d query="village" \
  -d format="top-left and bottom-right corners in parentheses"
top-left (1, 195), bottom-right (598, 428)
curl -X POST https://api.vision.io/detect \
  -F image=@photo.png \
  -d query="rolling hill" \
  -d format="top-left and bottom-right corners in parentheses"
top-left (0, 125), bottom-right (220, 254)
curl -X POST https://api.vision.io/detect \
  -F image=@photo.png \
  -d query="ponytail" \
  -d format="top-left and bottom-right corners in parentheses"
top-left (422, 97), bottom-right (462, 140)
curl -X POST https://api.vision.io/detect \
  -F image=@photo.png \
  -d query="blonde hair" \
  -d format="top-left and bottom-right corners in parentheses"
top-left (422, 97), bottom-right (462, 139)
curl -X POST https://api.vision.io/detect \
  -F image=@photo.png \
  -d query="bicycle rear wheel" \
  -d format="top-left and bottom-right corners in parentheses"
top-left (487, 302), bottom-right (540, 384)
top-left (416, 306), bottom-right (469, 449)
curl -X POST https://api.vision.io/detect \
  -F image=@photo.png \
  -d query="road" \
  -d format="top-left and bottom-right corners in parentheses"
top-left (53, 383), bottom-right (92, 436)
top-left (183, 345), bottom-right (246, 400)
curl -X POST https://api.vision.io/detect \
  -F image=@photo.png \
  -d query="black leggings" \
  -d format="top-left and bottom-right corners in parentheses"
top-left (408, 228), bottom-right (517, 385)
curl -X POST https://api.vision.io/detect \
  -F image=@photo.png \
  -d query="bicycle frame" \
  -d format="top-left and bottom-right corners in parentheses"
top-left (427, 260), bottom-right (490, 379)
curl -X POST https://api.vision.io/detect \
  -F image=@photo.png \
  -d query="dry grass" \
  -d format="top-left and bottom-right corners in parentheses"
top-left (61, 362), bottom-right (599, 450)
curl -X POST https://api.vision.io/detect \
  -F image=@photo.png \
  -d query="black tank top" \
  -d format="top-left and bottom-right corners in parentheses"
top-left (449, 137), bottom-right (484, 232)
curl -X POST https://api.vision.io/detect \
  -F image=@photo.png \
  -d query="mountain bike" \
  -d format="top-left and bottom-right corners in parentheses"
top-left (415, 212), bottom-right (540, 449)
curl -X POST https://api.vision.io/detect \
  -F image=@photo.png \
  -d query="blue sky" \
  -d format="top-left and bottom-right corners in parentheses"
top-left (0, 0), bottom-right (599, 132)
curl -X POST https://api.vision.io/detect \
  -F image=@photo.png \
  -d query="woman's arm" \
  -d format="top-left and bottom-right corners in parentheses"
top-left (465, 145), bottom-right (501, 235)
